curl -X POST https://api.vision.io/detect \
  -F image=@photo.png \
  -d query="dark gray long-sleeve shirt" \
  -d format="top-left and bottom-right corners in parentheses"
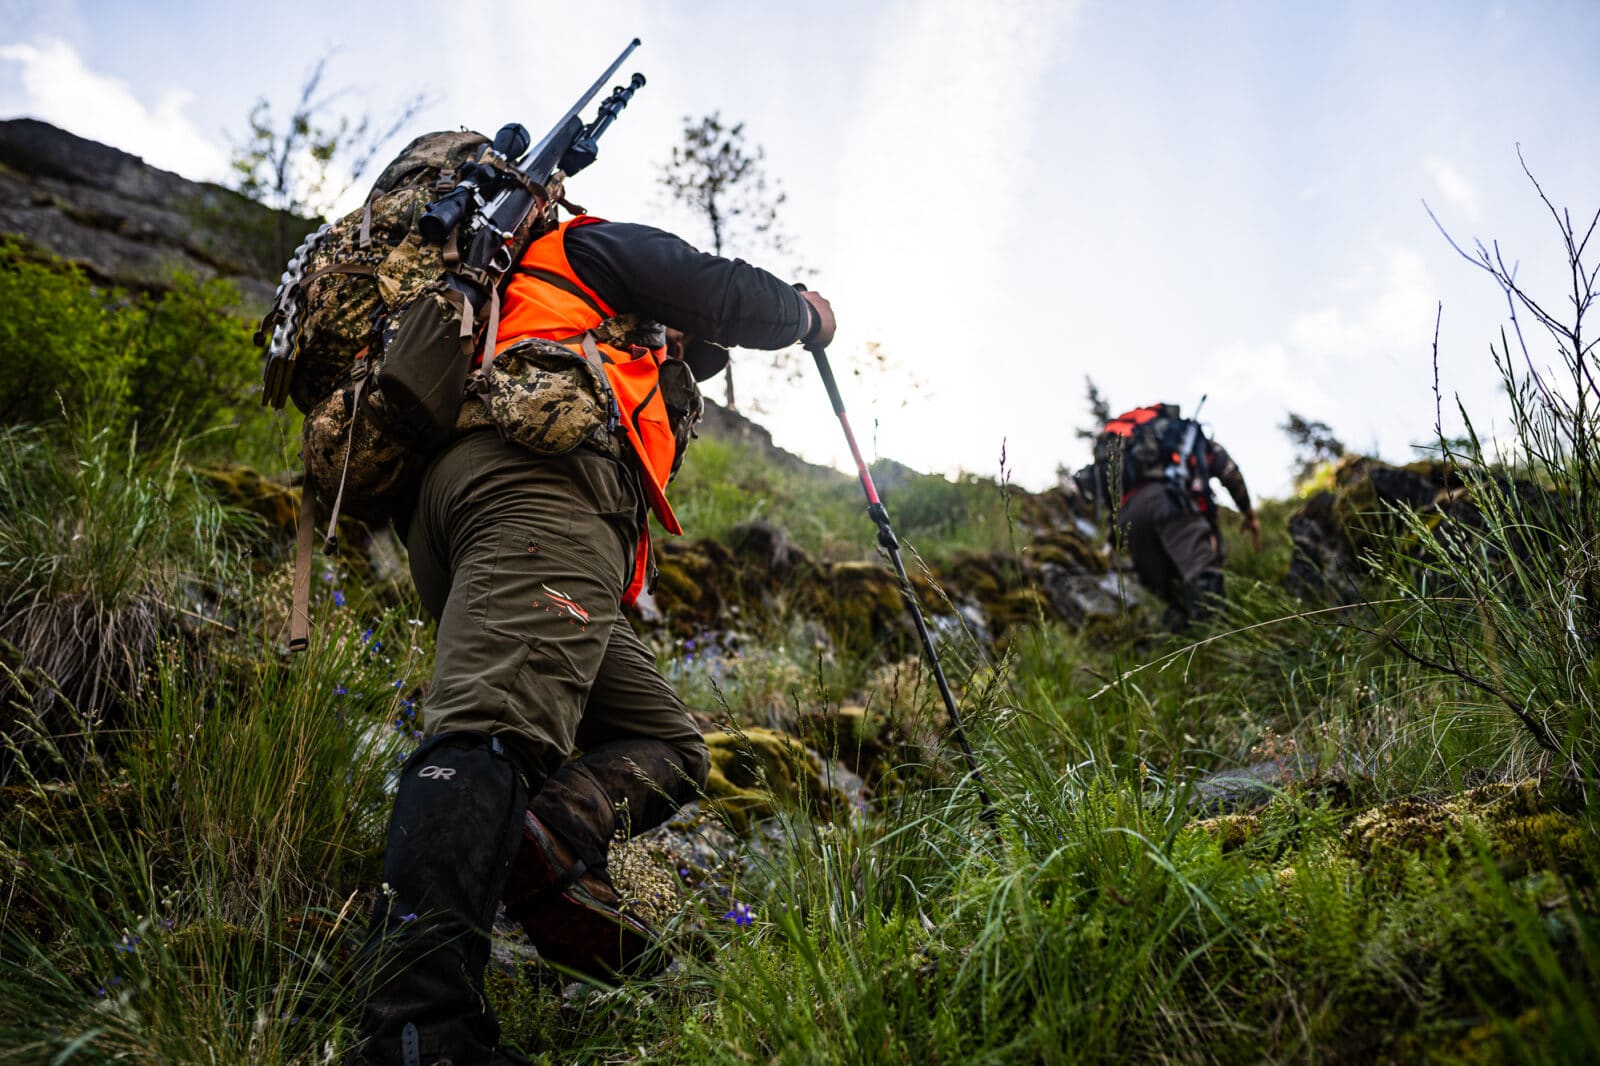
top-left (564, 221), bottom-right (812, 350)
top-left (1205, 440), bottom-right (1253, 515)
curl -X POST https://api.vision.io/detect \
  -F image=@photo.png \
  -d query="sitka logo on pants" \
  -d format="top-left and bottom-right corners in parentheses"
top-left (539, 583), bottom-right (591, 625)
top-left (418, 765), bottom-right (457, 781)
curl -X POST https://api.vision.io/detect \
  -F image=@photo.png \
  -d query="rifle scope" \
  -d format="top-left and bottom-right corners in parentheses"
top-left (418, 123), bottom-right (531, 245)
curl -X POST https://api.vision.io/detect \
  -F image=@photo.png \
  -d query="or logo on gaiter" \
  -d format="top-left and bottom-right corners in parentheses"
top-left (418, 766), bottom-right (457, 780)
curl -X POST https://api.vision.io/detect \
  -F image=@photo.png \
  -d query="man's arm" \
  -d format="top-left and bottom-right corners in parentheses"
top-left (565, 221), bottom-right (814, 350)
top-left (1208, 440), bottom-right (1260, 548)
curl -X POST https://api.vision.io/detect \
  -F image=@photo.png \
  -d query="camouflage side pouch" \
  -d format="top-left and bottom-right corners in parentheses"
top-left (372, 281), bottom-right (474, 451)
top-left (657, 357), bottom-right (704, 482)
top-left (301, 359), bottom-right (426, 524)
top-left (476, 337), bottom-right (611, 456)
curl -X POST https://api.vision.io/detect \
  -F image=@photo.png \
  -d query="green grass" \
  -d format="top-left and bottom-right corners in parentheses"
top-left (666, 434), bottom-right (1030, 565)
top-left (0, 183), bottom-right (1597, 1063)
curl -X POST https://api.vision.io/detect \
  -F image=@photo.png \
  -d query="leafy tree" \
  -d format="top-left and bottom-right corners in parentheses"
top-left (658, 113), bottom-right (797, 410)
top-left (1280, 411), bottom-right (1346, 486)
top-left (230, 56), bottom-right (424, 262)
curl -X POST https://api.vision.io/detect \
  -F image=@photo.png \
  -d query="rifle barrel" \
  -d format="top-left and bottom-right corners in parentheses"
top-left (521, 38), bottom-right (641, 175)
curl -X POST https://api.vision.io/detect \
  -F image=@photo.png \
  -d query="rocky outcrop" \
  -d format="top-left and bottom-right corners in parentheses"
top-left (1285, 456), bottom-right (1464, 602)
top-left (0, 117), bottom-right (315, 312)
top-left (1283, 454), bottom-right (1573, 609)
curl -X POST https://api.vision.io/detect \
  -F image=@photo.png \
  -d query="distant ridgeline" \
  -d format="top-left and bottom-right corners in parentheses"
top-left (0, 117), bottom-right (309, 313)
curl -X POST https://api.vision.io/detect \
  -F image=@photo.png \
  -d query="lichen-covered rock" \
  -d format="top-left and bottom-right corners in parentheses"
top-left (797, 703), bottom-right (892, 783)
top-left (1341, 779), bottom-right (1579, 867)
top-left (1192, 812), bottom-right (1263, 852)
top-left (702, 726), bottom-right (855, 832)
top-left (1280, 454), bottom-right (1564, 606)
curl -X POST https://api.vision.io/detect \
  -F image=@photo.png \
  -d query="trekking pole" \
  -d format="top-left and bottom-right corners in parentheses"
top-left (806, 338), bottom-right (998, 827)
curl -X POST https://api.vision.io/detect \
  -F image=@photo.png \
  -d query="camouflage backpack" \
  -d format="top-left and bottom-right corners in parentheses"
top-left (256, 129), bottom-right (545, 648)
top-left (1092, 403), bottom-right (1213, 512)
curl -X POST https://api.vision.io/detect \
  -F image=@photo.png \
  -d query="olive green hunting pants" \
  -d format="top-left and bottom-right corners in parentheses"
top-left (1118, 480), bottom-right (1225, 620)
top-left (405, 429), bottom-right (709, 875)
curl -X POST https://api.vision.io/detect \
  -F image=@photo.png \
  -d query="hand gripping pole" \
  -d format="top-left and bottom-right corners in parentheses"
top-left (808, 342), bottom-right (997, 827)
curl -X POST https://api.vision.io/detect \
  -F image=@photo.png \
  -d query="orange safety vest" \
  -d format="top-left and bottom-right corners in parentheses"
top-left (496, 216), bottom-right (682, 603)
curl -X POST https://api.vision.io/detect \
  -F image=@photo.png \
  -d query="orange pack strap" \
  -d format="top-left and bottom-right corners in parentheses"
top-left (623, 525), bottom-right (651, 606)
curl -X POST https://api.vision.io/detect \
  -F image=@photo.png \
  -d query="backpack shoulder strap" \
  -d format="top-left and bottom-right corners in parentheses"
top-left (512, 264), bottom-right (609, 318)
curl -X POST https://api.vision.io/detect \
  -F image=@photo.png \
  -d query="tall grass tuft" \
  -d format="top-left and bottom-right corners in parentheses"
top-left (0, 418), bottom-right (253, 783)
top-left (0, 590), bottom-right (418, 1063)
top-left (1377, 173), bottom-right (1600, 780)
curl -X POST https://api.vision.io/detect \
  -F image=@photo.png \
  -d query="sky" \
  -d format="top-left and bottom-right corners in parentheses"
top-left (3, 0), bottom-right (1598, 500)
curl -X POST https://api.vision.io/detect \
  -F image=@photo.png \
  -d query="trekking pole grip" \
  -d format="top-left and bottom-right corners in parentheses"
top-left (809, 343), bottom-right (847, 418)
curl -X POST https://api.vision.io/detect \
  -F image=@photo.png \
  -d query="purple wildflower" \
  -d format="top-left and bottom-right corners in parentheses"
top-left (332, 589), bottom-right (346, 608)
top-left (722, 901), bottom-right (754, 926)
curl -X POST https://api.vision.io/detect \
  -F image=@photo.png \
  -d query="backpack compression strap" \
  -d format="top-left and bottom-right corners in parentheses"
top-left (289, 485), bottom-right (316, 652)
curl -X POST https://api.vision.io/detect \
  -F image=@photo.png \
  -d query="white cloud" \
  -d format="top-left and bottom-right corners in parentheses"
top-left (1184, 246), bottom-right (1443, 497)
top-left (0, 37), bottom-right (229, 182)
top-left (1425, 156), bottom-right (1480, 221)
top-left (827, 0), bottom-right (1080, 377)
top-left (1285, 247), bottom-right (1435, 363)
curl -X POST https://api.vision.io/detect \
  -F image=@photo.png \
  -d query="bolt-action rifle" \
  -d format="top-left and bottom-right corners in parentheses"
top-left (257, 40), bottom-right (645, 413)
top-left (420, 37), bottom-right (646, 283)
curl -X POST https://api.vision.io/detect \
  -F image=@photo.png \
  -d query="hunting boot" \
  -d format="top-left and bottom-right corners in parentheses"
top-left (503, 739), bottom-right (698, 979)
top-left (1184, 569), bottom-right (1226, 623)
top-left (354, 732), bottom-right (530, 1066)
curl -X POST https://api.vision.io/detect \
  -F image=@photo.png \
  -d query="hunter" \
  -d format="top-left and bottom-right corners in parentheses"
top-left (1101, 404), bottom-right (1259, 626)
top-left (355, 215), bottom-right (835, 1064)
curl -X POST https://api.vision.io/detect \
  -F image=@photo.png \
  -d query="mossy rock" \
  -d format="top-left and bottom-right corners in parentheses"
top-left (701, 726), bottom-right (847, 833)
top-left (191, 464), bottom-right (372, 564)
top-left (653, 556), bottom-right (708, 608)
top-left (1028, 529), bottom-right (1106, 575)
top-left (1191, 812), bottom-right (1263, 853)
top-left (652, 538), bottom-right (734, 631)
top-left (808, 561), bottom-right (918, 655)
top-left (193, 465), bottom-right (300, 535)
top-left (988, 587), bottom-right (1051, 639)
top-left (1014, 484), bottom-right (1094, 533)
top-left (1341, 779), bottom-right (1582, 871)
top-left (943, 553), bottom-right (1008, 601)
